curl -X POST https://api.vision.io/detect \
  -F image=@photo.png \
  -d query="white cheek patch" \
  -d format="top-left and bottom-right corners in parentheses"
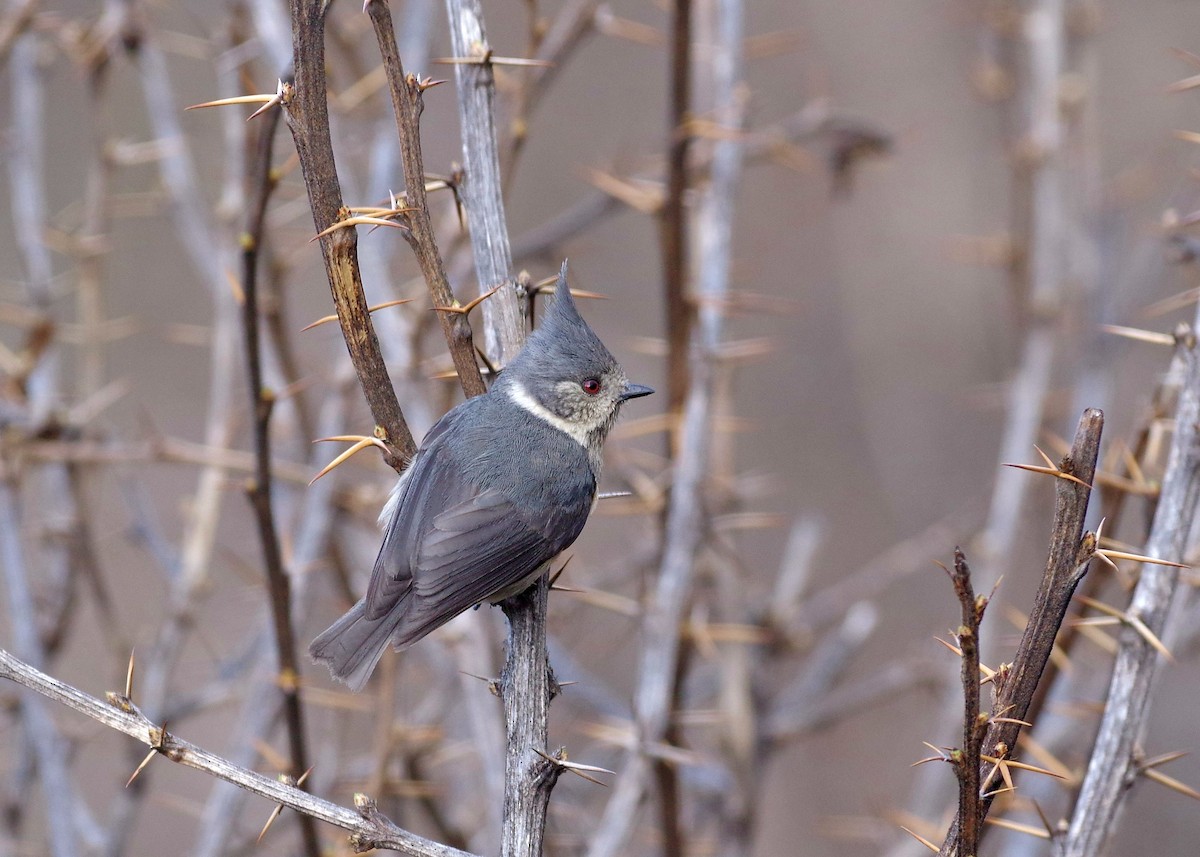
top-left (507, 381), bottom-right (590, 448)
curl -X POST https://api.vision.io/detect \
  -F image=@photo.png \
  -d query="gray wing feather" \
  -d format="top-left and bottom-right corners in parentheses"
top-left (311, 404), bottom-right (593, 689)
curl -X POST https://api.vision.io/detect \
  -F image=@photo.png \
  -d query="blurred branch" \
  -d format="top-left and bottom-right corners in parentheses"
top-left (499, 0), bottom-right (604, 184)
top-left (662, 0), bottom-right (693, 422)
top-left (3, 31), bottom-right (101, 855)
top-left (888, 6), bottom-right (1070, 851)
top-left (283, 0), bottom-right (415, 471)
top-left (0, 647), bottom-right (478, 857)
top-left (1063, 325), bottom-right (1200, 854)
top-left (0, 484), bottom-right (90, 856)
top-left (240, 106), bottom-right (320, 857)
top-left (588, 0), bottom-right (741, 850)
top-left (510, 100), bottom-right (885, 263)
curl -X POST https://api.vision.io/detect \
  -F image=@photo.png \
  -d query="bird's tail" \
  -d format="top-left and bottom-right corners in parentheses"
top-left (309, 597), bottom-right (406, 692)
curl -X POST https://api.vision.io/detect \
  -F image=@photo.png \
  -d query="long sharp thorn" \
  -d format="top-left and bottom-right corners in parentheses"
top-left (985, 817), bottom-right (1050, 839)
top-left (432, 284), bottom-right (503, 316)
top-left (186, 93), bottom-right (277, 111)
top-left (125, 648), bottom-right (136, 699)
top-left (126, 747), bottom-right (157, 788)
top-left (257, 804), bottom-right (285, 843)
top-left (1143, 768), bottom-right (1200, 801)
top-left (310, 437), bottom-right (385, 485)
top-left (898, 827), bottom-right (939, 853)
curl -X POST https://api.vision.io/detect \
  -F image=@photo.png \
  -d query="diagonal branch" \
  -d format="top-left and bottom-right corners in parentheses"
top-left (0, 647), bottom-right (478, 857)
top-left (364, 0), bottom-right (486, 399)
top-left (284, 0), bottom-right (415, 471)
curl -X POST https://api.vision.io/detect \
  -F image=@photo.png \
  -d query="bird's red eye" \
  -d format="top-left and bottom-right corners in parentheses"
top-left (582, 378), bottom-right (601, 395)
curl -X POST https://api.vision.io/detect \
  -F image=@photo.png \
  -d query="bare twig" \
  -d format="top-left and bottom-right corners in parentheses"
top-left (365, 0), bottom-right (486, 399)
top-left (0, 647), bottom-right (478, 857)
top-left (443, 0), bottom-right (527, 365)
top-left (284, 0), bottom-right (415, 470)
top-left (938, 550), bottom-right (988, 857)
top-left (938, 409), bottom-right (1103, 855)
top-left (240, 105), bottom-right (320, 857)
top-left (1063, 324), bottom-right (1200, 855)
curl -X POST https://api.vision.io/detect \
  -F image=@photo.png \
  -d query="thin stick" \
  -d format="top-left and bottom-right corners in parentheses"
top-left (0, 647), bottom-right (478, 857)
top-left (662, 0), bottom-right (694, 423)
top-left (939, 550), bottom-right (987, 857)
top-left (283, 0), bottom-right (415, 471)
top-left (364, 0), bottom-right (487, 399)
top-left (239, 105), bottom-right (321, 857)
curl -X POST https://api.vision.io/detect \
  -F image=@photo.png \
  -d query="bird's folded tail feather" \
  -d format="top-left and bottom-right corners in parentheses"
top-left (309, 597), bottom-right (406, 693)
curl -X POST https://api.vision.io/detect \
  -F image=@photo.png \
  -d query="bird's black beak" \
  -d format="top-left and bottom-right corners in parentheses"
top-left (619, 383), bottom-right (655, 402)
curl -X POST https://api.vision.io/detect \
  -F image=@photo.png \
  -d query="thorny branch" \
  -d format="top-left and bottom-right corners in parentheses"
top-left (440, 2), bottom-right (558, 856)
top-left (0, 647), bottom-right (478, 857)
top-left (284, 0), bottom-right (415, 470)
top-left (940, 550), bottom-right (987, 857)
top-left (938, 408), bottom-right (1103, 856)
top-left (443, 0), bottom-right (527, 366)
top-left (364, 0), bottom-right (486, 399)
top-left (1063, 321), bottom-right (1200, 856)
top-left (239, 105), bottom-right (321, 857)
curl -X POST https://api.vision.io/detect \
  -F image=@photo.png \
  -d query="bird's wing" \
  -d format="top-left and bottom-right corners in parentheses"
top-left (362, 425), bottom-right (587, 642)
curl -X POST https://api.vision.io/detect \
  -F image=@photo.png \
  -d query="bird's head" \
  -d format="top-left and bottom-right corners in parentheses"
top-left (499, 262), bottom-right (653, 448)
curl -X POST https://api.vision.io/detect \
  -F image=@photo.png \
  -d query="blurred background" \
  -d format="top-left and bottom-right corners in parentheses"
top-left (3, 0), bottom-right (1200, 855)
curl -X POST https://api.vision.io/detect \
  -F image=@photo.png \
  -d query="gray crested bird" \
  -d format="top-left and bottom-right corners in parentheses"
top-left (310, 262), bottom-right (653, 690)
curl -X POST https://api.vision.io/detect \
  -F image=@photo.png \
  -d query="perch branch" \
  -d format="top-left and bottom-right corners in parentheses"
top-left (441, 2), bottom-right (558, 856)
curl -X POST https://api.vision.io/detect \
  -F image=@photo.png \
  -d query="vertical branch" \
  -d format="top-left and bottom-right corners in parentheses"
top-left (440, 3), bottom-right (555, 856)
top-left (979, 0), bottom-right (1066, 585)
top-left (937, 409), bottom-right (1103, 855)
top-left (284, 0), bottom-right (415, 470)
top-left (1063, 324), bottom-right (1200, 855)
top-left (239, 107), bottom-right (321, 857)
top-left (365, 0), bottom-right (486, 399)
top-left (662, 0), bottom-right (694, 422)
top-left (3, 30), bottom-right (103, 855)
top-left (497, 579), bottom-right (561, 857)
top-left (443, 0), bottom-right (526, 365)
top-left (588, 0), bottom-right (740, 850)
top-left (940, 550), bottom-right (986, 857)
